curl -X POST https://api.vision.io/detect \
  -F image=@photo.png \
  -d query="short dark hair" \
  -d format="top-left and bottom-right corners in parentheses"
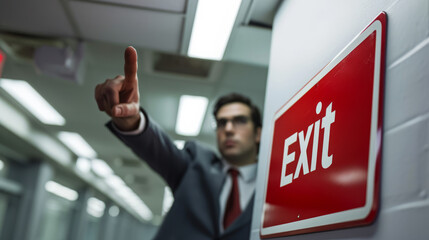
top-left (213, 93), bottom-right (262, 129)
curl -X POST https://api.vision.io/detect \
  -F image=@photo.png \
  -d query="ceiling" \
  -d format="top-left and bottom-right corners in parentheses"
top-left (0, 0), bottom-right (280, 223)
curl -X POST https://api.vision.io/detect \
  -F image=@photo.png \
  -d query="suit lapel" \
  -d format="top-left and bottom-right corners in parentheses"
top-left (205, 156), bottom-right (227, 237)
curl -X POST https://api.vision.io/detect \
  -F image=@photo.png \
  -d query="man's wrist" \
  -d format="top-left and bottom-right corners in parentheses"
top-left (112, 111), bottom-right (146, 135)
top-left (112, 112), bottom-right (144, 132)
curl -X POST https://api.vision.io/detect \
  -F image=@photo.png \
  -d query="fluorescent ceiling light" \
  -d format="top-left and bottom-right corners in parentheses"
top-left (109, 179), bottom-right (153, 221)
top-left (120, 188), bottom-right (153, 221)
top-left (115, 185), bottom-right (134, 197)
top-left (87, 197), bottom-right (105, 218)
top-left (76, 157), bottom-right (91, 173)
top-left (174, 140), bottom-right (185, 150)
top-left (128, 197), bottom-right (153, 221)
top-left (188, 0), bottom-right (242, 60)
top-left (0, 159), bottom-right (3, 171)
top-left (45, 181), bottom-right (78, 201)
top-left (175, 95), bottom-right (208, 136)
top-left (58, 131), bottom-right (97, 158)
top-left (105, 175), bottom-right (126, 189)
top-left (162, 187), bottom-right (174, 216)
top-left (91, 158), bottom-right (113, 178)
top-left (109, 205), bottom-right (120, 217)
top-left (0, 78), bottom-right (65, 126)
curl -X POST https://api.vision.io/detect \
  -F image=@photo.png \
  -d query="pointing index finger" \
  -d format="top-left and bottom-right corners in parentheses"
top-left (124, 46), bottom-right (138, 85)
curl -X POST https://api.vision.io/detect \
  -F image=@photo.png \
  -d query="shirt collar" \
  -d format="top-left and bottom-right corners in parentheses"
top-left (221, 159), bottom-right (257, 182)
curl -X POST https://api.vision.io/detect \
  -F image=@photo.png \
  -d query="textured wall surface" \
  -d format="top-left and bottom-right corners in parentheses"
top-left (252, 0), bottom-right (429, 239)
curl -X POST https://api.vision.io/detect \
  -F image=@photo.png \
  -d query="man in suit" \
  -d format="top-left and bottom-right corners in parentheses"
top-left (95, 46), bottom-right (262, 239)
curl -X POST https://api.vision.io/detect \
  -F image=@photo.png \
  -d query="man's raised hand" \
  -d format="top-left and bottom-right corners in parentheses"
top-left (95, 46), bottom-right (141, 131)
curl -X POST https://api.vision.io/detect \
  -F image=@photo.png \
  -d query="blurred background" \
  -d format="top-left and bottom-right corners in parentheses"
top-left (0, 0), bottom-right (280, 240)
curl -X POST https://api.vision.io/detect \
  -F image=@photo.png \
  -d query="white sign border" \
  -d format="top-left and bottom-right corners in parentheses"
top-left (260, 18), bottom-right (383, 237)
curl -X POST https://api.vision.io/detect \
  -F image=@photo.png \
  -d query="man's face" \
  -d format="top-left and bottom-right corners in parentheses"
top-left (216, 102), bottom-right (261, 166)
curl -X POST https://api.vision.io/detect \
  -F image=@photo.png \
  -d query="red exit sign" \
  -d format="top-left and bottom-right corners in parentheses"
top-left (261, 12), bottom-right (387, 238)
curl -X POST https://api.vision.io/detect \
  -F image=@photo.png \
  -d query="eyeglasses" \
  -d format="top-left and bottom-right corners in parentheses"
top-left (215, 115), bottom-right (251, 130)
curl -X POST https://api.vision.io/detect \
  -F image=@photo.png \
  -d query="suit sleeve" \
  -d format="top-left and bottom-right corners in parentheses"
top-left (106, 110), bottom-right (192, 191)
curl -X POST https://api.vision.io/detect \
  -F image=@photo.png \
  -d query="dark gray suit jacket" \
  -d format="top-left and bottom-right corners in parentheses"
top-left (107, 113), bottom-right (253, 240)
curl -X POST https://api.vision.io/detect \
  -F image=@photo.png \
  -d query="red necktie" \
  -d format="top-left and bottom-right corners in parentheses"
top-left (223, 169), bottom-right (241, 229)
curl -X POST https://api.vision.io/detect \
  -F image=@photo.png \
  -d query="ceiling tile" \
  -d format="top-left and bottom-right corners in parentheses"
top-left (224, 26), bottom-right (271, 66)
top-left (68, 1), bottom-right (184, 53)
top-left (0, 0), bottom-right (75, 37)
top-left (93, 0), bottom-right (187, 13)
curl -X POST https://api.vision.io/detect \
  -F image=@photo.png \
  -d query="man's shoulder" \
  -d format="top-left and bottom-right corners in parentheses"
top-left (183, 140), bottom-right (216, 155)
top-left (183, 141), bottom-right (221, 164)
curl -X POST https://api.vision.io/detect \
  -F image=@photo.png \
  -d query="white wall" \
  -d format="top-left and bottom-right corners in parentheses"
top-left (252, 0), bottom-right (429, 239)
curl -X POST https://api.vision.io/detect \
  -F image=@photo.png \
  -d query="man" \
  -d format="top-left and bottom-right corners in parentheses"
top-left (95, 46), bottom-right (262, 239)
